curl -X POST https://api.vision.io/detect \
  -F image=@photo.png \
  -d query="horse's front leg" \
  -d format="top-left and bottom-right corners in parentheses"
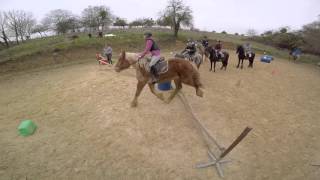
top-left (214, 61), bottom-right (216, 72)
top-left (166, 79), bottom-right (182, 103)
top-left (131, 80), bottom-right (147, 107)
top-left (237, 58), bottom-right (240, 68)
top-left (210, 60), bottom-right (213, 71)
top-left (148, 83), bottom-right (165, 101)
top-left (248, 59), bottom-right (253, 68)
top-left (220, 59), bottom-right (225, 70)
top-left (240, 59), bottom-right (244, 69)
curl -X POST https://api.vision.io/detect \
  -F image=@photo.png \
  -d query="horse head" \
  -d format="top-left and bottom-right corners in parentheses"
top-left (115, 50), bottom-right (131, 72)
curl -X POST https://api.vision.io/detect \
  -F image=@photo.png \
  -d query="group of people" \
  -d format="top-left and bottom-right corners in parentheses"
top-left (101, 32), bottom-right (256, 83)
top-left (180, 37), bottom-right (226, 59)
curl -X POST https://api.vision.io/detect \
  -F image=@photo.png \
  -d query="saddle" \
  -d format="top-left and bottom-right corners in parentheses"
top-left (214, 49), bottom-right (224, 60)
top-left (139, 57), bottom-right (168, 75)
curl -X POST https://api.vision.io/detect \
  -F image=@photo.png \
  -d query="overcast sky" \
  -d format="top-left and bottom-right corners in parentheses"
top-left (1, 0), bottom-right (319, 34)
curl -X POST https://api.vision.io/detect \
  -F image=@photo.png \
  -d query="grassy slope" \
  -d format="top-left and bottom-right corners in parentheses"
top-left (0, 28), bottom-right (319, 64)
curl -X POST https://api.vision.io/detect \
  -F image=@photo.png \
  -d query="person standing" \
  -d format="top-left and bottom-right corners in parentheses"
top-left (103, 43), bottom-right (113, 64)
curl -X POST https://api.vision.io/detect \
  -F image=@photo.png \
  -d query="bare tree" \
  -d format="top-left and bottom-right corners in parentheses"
top-left (32, 24), bottom-right (49, 37)
top-left (6, 10), bottom-right (20, 44)
top-left (42, 9), bottom-right (76, 34)
top-left (159, 0), bottom-right (193, 37)
top-left (5, 10), bottom-right (36, 43)
top-left (25, 15), bottom-right (36, 38)
top-left (113, 17), bottom-right (127, 28)
top-left (81, 6), bottom-right (112, 32)
top-left (129, 19), bottom-right (144, 28)
top-left (246, 29), bottom-right (258, 37)
top-left (156, 15), bottom-right (171, 28)
top-left (18, 11), bottom-right (36, 40)
top-left (141, 18), bottom-right (155, 27)
top-left (0, 11), bottom-right (10, 47)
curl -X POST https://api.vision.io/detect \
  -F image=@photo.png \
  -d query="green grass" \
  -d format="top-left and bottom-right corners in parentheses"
top-left (0, 29), bottom-right (319, 65)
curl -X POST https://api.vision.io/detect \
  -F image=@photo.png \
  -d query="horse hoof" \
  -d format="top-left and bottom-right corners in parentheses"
top-left (130, 101), bottom-right (138, 107)
top-left (163, 98), bottom-right (171, 104)
top-left (159, 94), bottom-right (165, 101)
top-left (196, 89), bottom-right (204, 97)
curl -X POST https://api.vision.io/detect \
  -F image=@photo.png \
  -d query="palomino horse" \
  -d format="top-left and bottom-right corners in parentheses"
top-left (207, 46), bottom-right (229, 72)
top-left (115, 51), bottom-right (204, 107)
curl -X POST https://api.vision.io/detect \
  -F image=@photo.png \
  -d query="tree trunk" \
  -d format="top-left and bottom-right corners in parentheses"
top-left (1, 25), bottom-right (9, 48)
top-left (14, 27), bottom-right (19, 45)
top-left (174, 25), bottom-right (179, 37)
top-left (20, 32), bottom-right (24, 42)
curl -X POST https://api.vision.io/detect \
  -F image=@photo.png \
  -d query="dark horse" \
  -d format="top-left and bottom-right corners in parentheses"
top-left (236, 45), bottom-right (255, 69)
top-left (207, 46), bottom-right (229, 72)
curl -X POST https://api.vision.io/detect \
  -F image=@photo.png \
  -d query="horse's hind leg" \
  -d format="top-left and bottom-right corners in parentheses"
top-left (248, 59), bottom-right (253, 68)
top-left (148, 83), bottom-right (165, 101)
top-left (131, 81), bottom-right (147, 107)
top-left (166, 79), bottom-right (182, 103)
top-left (237, 58), bottom-right (240, 68)
top-left (241, 59), bottom-right (244, 69)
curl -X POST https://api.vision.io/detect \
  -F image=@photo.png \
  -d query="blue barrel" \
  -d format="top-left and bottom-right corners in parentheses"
top-left (158, 81), bottom-right (172, 91)
top-left (260, 55), bottom-right (273, 63)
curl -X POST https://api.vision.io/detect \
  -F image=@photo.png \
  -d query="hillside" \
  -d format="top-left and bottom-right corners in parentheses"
top-left (1, 29), bottom-right (319, 72)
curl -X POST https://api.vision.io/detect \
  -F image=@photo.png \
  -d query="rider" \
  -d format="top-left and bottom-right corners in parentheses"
top-left (138, 32), bottom-right (161, 83)
top-left (214, 40), bottom-right (224, 58)
top-left (182, 39), bottom-right (197, 58)
top-left (244, 42), bottom-right (252, 57)
top-left (201, 36), bottom-right (209, 48)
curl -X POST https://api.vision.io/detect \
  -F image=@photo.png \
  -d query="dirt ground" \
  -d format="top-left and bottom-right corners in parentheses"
top-left (1, 52), bottom-right (320, 180)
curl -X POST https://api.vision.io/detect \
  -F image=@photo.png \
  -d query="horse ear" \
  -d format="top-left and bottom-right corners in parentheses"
top-left (121, 50), bottom-right (126, 59)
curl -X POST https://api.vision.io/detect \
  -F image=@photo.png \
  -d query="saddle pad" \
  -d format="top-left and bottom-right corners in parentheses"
top-left (138, 57), bottom-right (168, 75)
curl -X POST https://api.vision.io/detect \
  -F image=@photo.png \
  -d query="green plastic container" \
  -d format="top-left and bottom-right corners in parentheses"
top-left (18, 120), bottom-right (37, 136)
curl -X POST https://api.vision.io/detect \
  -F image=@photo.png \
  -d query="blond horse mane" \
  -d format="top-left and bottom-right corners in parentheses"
top-left (123, 52), bottom-right (139, 65)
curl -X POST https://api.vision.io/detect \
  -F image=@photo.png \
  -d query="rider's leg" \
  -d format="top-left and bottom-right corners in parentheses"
top-left (148, 56), bottom-right (161, 83)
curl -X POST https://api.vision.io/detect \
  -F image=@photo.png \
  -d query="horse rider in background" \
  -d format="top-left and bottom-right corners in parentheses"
top-left (244, 42), bottom-right (253, 57)
top-left (215, 40), bottom-right (224, 59)
top-left (181, 39), bottom-right (197, 59)
top-left (201, 36), bottom-right (209, 48)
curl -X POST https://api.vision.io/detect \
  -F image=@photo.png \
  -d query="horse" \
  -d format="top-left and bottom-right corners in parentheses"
top-left (236, 45), bottom-right (255, 69)
top-left (246, 52), bottom-right (255, 68)
top-left (174, 52), bottom-right (202, 69)
top-left (195, 41), bottom-right (209, 62)
top-left (115, 51), bottom-right (204, 107)
top-left (207, 46), bottom-right (229, 72)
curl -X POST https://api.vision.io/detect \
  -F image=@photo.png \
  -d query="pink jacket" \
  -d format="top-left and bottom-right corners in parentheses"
top-left (139, 38), bottom-right (160, 58)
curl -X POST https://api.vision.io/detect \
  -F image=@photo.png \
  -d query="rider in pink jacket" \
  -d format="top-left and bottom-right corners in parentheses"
top-left (138, 32), bottom-right (161, 83)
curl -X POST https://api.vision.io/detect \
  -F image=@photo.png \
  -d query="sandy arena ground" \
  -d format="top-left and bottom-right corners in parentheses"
top-left (1, 52), bottom-right (320, 180)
